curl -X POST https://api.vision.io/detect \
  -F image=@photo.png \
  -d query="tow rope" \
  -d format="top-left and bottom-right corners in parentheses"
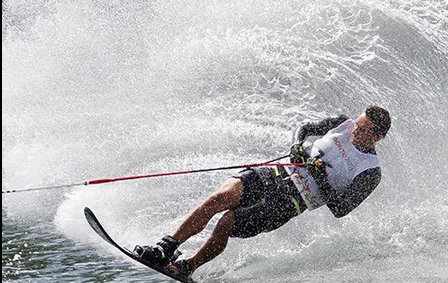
top-left (3, 155), bottom-right (306, 194)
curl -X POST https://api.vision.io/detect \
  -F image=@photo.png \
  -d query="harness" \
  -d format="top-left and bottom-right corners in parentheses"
top-left (255, 166), bottom-right (307, 215)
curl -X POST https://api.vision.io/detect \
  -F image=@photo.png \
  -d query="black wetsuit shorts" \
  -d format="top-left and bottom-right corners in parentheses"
top-left (230, 167), bottom-right (307, 238)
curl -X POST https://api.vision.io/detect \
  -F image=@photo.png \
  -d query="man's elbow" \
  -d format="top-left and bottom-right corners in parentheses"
top-left (328, 204), bottom-right (351, 218)
top-left (332, 210), bottom-right (350, 218)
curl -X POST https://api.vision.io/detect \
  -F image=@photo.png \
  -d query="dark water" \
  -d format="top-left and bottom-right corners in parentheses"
top-left (2, 212), bottom-right (143, 282)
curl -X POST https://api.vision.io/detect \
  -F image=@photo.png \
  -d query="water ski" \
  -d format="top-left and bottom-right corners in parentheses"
top-left (84, 207), bottom-right (196, 283)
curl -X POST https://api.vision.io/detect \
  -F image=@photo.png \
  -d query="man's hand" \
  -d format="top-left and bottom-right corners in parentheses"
top-left (306, 157), bottom-right (329, 188)
top-left (290, 141), bottom-right (308, 163)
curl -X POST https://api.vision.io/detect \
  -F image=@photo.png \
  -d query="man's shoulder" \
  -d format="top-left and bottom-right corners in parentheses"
top-left (320, 114), bottom-right (350, 129)
top-left (333, 114), bottom-right (350, 124)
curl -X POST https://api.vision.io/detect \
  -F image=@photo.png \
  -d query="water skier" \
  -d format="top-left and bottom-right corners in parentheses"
top-left (134, 105), bottom-right (391, 278)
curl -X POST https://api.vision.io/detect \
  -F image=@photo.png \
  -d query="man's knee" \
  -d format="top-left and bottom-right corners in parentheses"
top-left (215, 211), bottom-right (235, 236)
top-left (218, 178), bottom-right (243, 194)
top-left (206, 178), bottom-right (243, 209)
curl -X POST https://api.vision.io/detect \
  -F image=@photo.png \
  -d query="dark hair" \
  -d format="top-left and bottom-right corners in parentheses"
top-left (365, 105), bottom-right (391, 137)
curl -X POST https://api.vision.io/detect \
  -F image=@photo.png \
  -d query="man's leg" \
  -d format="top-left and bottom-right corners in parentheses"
top-left (171, 178), bottom-right (242, 244)
top-left (169, 168), bottom-right (305, 276)
top-left (135, 178), bottom-right (242, 265)
top-left (187, 210), bottom-right (234, 271)
top-left (169, 210), bottom-right (235, 275)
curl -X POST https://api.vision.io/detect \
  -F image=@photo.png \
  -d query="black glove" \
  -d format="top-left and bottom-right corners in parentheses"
top-left (306, 157), bottom-right (329, 188)
top-left (290, 141), bottom-right (309, 164)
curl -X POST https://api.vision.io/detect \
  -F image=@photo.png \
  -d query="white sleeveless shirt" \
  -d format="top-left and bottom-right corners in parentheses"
top-left (284, 119), bottom-right (380, 210)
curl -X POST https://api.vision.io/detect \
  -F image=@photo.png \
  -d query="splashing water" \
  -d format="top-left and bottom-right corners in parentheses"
top-left (3, 0), bottom-right (448, 282)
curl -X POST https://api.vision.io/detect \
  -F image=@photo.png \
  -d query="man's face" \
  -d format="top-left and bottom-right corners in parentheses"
top-left (351, 113), bottom-right (379, 146)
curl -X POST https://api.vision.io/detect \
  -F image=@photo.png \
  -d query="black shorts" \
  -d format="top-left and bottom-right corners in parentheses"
top-left (230, 167), bottom-right (306, 238)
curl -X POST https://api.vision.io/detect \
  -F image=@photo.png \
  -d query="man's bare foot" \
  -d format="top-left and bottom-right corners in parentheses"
top-left (167, 262), bottom-right (178, 273)
top-left (167, 260), bottom-right (194, 277)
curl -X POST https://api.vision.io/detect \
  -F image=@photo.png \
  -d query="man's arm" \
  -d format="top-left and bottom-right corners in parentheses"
top-left (294, 115), bottom-right (349, 142)
top-left (322, 168), bottom-right (382, 218)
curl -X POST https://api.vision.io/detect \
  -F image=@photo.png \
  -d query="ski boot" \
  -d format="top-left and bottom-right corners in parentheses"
top-left (134, 235), bottom-right (181, 266)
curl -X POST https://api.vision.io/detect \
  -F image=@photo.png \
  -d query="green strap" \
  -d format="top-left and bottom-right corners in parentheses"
top-left (273, 165), bottom-right (281, 176)
top-left (290, 196), bottom-right (303, 215)
top-left (274, 165), bottom-right (303, 215)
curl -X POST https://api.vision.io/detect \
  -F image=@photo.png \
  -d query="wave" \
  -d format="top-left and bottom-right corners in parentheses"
top-left (3, 0), bottom-right (447, 282)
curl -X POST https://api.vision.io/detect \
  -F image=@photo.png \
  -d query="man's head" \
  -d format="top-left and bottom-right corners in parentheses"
top-left (351, 105), bottom-right (391, 149)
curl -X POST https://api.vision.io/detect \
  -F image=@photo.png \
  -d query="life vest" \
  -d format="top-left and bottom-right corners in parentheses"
top-left (284, 119), bottom-right (380, 210)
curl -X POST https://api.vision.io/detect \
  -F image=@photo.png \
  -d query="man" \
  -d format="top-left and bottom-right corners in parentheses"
top-left (134, 105), bottom-right (392, 277)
